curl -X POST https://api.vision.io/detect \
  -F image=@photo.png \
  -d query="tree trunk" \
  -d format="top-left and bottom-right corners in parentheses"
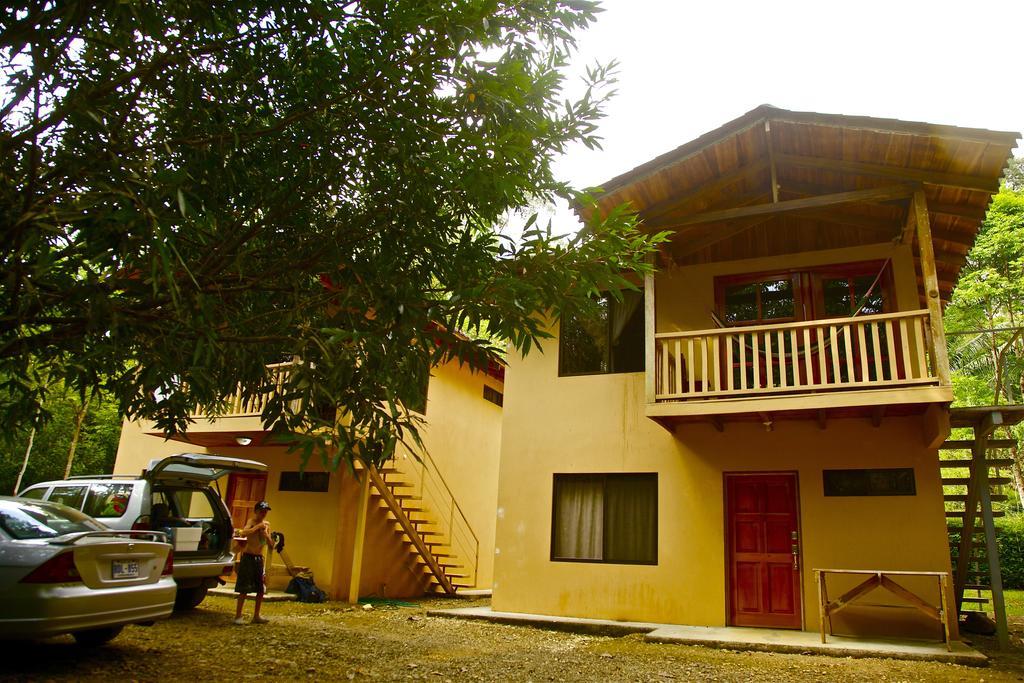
top-left (13, 427), bottom-right (37, 494)
top-left (63, 392), bottom-right (93, 479)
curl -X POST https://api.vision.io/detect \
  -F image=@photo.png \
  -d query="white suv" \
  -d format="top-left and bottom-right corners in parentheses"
top-left (19, 453), bottom-right (266, 609)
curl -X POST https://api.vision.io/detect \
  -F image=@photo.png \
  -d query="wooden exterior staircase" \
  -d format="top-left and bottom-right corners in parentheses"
top-left (357, 452), bottom-right (479, 596)
top-left (941, 407), bottom-right (1020, 649)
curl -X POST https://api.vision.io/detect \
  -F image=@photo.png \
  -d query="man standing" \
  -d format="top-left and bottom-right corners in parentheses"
top-left (234, 500), bottom-right (272, 625)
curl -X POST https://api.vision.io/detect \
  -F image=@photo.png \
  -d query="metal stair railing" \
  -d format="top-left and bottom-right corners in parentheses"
top-left (388, 449), bottom-right (480, 590)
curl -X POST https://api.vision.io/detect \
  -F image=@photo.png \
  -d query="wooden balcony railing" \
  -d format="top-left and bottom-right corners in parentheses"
top-left (203, 362), bottom-right (297, 418)
top-left (654, 310), bottom-right (941, 402)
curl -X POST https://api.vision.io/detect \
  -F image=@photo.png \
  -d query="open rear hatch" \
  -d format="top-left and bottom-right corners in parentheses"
top-left (143, 453), bottom-right (267, 486)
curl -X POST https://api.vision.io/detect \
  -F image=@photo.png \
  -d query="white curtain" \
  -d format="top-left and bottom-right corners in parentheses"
top-left (609, 291), bottom-right (642, 345)
top-left (604, 476), bottom-right (657, 563)
top-left (553, 476), bottom-right (604, 560)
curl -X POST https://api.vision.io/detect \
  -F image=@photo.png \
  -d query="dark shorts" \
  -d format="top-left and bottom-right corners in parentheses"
top-left (235, 553), bottom-right (265, 595)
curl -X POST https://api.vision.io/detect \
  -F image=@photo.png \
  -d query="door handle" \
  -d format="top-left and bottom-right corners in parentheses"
top-left (791, 542), bottom-right (800, 570)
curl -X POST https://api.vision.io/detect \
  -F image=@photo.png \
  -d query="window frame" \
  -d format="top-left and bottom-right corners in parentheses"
top-left (549, 472), bottom-right (658, 566)
top-left (810, 260), bottom-right (894, 320)
top-left (557, 289), bottom-right (646, 377)
top-left (716, 270), bottom-right (803, 327)
top-left (714, 260), bottom-right (895, 326)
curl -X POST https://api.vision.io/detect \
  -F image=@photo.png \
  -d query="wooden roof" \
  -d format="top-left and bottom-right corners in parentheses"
top-left (583, 105), bottom-right (1020, 305)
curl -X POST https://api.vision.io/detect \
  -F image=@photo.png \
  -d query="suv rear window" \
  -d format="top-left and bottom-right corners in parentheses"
top-left (83, 483), bottom-right (134, 518)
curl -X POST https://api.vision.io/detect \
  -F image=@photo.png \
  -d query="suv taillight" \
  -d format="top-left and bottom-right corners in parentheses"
top-left (21, 551), bottom-right (82, 583)
top-left (131, 519), bottom-right (151, 531)
top-left (161, 549), bottom-right (174, 576)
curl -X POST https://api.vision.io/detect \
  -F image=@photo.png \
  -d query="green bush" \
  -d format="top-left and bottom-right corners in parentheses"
top-left (947, 514), bottom-right (1024, 589)
top-left (997, 514), bottom-right (1024, 589)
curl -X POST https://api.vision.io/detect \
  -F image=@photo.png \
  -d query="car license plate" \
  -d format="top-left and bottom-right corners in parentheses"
top-left (111, 559), bottom-right (140, 579)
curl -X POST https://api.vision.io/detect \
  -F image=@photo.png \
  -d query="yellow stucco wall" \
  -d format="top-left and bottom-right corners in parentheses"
top-left (113, 356), bottom-right (504, 597)
top-left (492, 245), bottom-right (955, 637)
top-left (397, 359), bottom-right (504, 588)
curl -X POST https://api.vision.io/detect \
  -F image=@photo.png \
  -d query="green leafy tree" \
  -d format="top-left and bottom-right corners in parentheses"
top-left (1, 1), bottom-right (666, 468)
top-left (945, 181), bottom-right (1024, 505)
top-left (1, 381), bottom-right (123, 493)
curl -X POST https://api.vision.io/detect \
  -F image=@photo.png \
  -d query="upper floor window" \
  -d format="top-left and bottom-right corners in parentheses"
top-left (721, 274), bottom-right (799, 325)
top-left (408, 374), bottom-right (429, 415)
top-left (716, 261), bottom-right (891, 325)
top-left (559, 290), bottom-right (645, 376)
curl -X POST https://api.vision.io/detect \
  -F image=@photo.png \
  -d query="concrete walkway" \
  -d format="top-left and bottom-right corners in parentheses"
top-left (428, 606), bottom-right (986, 666)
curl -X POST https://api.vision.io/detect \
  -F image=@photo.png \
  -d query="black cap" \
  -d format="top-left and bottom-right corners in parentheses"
top-left (255, 501), bottom-right (271, 511)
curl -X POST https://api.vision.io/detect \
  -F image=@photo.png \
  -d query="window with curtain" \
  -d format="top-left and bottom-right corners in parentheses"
top-left (558, 289), bottom-right (645, 376)
top-left (551, 473), bottom-right (657, 564)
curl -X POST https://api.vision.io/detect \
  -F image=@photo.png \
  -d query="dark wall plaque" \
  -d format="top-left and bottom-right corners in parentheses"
top-left (823, 468), bottom-right (916, 497)
top-left (278, 471), bottom-right (330, 493)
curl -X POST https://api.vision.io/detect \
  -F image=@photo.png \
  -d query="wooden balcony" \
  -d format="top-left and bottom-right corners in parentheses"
top-left (646, 310), bottom-right (952, 425)
top-left (207, 362), bottom-right (297, 419)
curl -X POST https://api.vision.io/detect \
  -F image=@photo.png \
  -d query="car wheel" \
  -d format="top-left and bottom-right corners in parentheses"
top-left (174, 585), bottom-right (209, 610)
top-left (73, 626), bottom-right (124, 647)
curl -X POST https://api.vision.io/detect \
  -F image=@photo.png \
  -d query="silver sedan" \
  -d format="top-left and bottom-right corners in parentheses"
top-left (0, 496), bottom-right (176, 645)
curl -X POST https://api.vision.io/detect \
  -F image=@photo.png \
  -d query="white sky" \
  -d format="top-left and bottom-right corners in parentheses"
top-left (534, 0), bottom-right (1024, 233)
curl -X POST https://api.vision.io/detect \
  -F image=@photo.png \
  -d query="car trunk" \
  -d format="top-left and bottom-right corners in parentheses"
top-left (72, 537), bottom-right (169, 588)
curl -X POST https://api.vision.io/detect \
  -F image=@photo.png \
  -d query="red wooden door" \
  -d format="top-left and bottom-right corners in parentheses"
top-left (226, 473), bottom-right (268, 529)
top-left (726, 473), bottom-right (802, 629)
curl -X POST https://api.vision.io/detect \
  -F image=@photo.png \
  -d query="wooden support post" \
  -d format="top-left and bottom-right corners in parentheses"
top-left (870, 405), bottom-right (885, 428)
top-left (900, 201), bottom-right (916, 245)
top-left (815, 570), bottom-right (827, 643)
top-left (939, 573), bottom-right (953, 650)
top-left (913, 190), bottom-right (951, 386)
top-left (765, 120), bottom-right (779, 203)
top-left (922, 403), bottom-right (951, 449)
top-left (347, 468), bottom-right (372, 604)
top-left (645, 255), bottom-right (657, 405)
top-left (976, 429), bottom-right (1010, 650)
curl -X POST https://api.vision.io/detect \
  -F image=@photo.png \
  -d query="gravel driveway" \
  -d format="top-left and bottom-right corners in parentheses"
top-left (2, 596), bottom-right (1023, 681)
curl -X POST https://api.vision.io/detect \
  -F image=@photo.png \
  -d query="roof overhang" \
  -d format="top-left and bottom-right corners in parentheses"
top-left (580, 105), bottom-right (1020, 305)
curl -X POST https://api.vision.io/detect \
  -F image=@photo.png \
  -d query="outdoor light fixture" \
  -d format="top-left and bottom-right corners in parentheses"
top-left (235, 436), bottom-right (253, 446)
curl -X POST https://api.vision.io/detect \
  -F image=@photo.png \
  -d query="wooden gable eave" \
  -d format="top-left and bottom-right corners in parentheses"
top-left (583, 106), bottom-right (1017, 307)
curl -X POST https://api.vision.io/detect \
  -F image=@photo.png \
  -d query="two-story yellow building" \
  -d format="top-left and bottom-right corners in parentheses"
top-left (115, 354), bottom-right (505, 602)
top-left (491, 106), bottom-right (1019, 643)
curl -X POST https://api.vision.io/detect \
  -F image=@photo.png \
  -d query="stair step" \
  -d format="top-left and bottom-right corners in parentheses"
top-left (940, 439), bottom-right (1018, 450)
top-left (946, 510), bottom-right (1006, 518)
top-left (940, 459), bottom-right (1015, 468)
top-left (942, 477), bottom-right (1012, 486)
top-left (944, 494), bottom-right (1008, 502)
top-left (392, 493), bottom-right (421, 501)
top-left (960, 596), bottom-right (990, 604)
top-left (963, 584), bottom-right (991, 591)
